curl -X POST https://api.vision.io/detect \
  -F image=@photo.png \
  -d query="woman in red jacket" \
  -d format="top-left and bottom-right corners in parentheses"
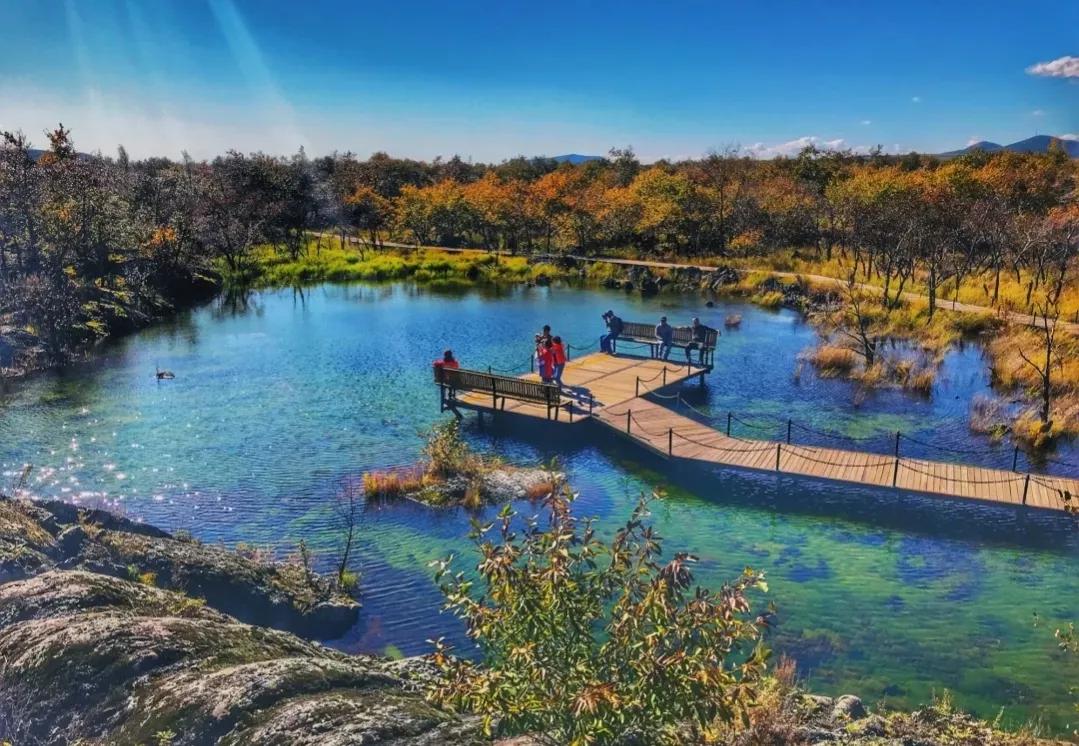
top-left (551, 336), bottom-right (566, 387)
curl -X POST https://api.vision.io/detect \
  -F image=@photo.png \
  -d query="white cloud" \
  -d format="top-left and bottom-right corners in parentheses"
top-left (0, 84), bottom-right (308, 159)
top-left (742, 136), bottom-right (868, 159)
top-left (860, 119), bottom-right (872, 125)
top-left (1061, 133), bottom-right (1079, 141)
top-left (911, 96), bottom-right (921, 103)
top-left (1031, 109), bottom-right (1046, 117)
top-left (1026, 56), bottom-right (1079, 78)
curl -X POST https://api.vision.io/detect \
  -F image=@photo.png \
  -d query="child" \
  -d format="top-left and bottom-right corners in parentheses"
top-left (537, 339), bottom-right (555, 383)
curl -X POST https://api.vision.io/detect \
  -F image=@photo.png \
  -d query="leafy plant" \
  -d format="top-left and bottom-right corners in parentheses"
top-left (428, 486), bottom-right (770, 745)
top-left (423, 418), bottom-right (484, 478)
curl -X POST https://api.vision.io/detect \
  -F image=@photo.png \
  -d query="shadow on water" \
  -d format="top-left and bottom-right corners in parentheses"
top-left (466, 412), bottom-right (1078, 554)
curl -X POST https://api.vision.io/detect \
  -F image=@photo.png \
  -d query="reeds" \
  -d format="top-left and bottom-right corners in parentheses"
top-left (361, 465), bottom-right (428, 499)
top-left (809, 344), bottom-right (859, 376)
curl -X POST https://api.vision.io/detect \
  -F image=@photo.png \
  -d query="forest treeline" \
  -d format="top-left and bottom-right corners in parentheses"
top-left (1, 125), bottom-right (1077, 367)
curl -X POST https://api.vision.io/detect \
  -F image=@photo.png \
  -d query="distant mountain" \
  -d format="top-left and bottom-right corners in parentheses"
top-left (551, 153), bottom-right (604, 165)
top-left (939, 141), bottom-right (1003, 157)
top-left (1004, 135), bottom-right (1079, 156)
top-left (940, 135), bottom-right (1078, 158)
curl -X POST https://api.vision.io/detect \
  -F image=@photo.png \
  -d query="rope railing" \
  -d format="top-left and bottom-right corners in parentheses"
top-left (614, 392), bottom-right (1079, 495)
top-left (728, 413), bottom-right (778, 432)
top-left (671, 429), bottom-right (776, 455)
top-left (789, 420), bottom-right (882, 443)
top-left (897, 432), bottom-right (1007, 457)
top-left (487, 357), bottom-right (534, 375)
top-left (781, 443), bottom-right (895, 470)
top-left (636, 364), bottom-right (692, 384)
top-left (895, 460), bottom-right (1026, 485)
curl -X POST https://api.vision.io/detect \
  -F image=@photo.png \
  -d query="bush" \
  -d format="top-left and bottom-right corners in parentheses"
top-left (423, 419), bottom-right (483, 478)
top-left (429, 488), bottom-right (770, 744)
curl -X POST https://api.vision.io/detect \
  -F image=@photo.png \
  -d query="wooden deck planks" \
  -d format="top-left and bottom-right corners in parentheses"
top-left (444, 352), bottom-right (1076, 512)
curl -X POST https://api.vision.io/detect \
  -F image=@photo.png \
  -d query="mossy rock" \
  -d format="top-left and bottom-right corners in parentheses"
top-left (0, 570), bottom-right (479, 745)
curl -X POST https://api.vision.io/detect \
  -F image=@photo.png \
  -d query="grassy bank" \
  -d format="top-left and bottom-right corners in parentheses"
top-left (724, 248), bottom-right (1079, 321)
top-left (231, 236), bottom-right (565, 290)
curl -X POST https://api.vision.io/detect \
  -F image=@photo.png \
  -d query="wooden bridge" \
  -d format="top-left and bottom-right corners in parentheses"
top-left (435, 351), bottom-right (1077, 513)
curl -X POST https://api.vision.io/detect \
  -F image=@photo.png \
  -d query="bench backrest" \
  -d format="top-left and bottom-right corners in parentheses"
top-left (620, 321), bottom-right (655, 339)
top-left (671, 325), bottom-right (718, 347)
top-left (436, 366), bottom-right (560, 405)
top-left (618, 320), bottom-right (718, 348)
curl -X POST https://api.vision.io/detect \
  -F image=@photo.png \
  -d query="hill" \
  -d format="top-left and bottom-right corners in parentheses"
top-left (940, 135), bottom-right (1078, 158)
top-left (551, 153), bottom-right (604, 164)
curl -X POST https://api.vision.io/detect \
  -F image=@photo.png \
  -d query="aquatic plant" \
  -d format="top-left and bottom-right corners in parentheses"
top-left (423, 419), bottom-right (484, 479)
top-left (969, 395), bottom-right (1010, 440)
top-left (429, 487), bottom-right (770, 744)
top-left (809, 344), bottom-right (859, 376)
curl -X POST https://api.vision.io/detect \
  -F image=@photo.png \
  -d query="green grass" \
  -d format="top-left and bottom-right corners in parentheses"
top-left (231, 237), bottom-right (560, 289)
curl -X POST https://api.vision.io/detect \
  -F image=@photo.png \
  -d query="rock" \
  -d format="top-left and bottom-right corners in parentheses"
top-left (54, 524), bottom-right (89, 562)
top-left (846, 713), bottom-right (887, 737)
top-left (481, 468), bottom-right (561, 503)
top-left (832, 693), bottom-right (867, 721)
top-left (408, 468), bottom-right (561, 507)
top-left (0, 570), bottom-right (479, 745)
top-left (794, 725), bottom-right (836, 742)
top-left (0, 496), bottom-right (359, 638)
top-left (799, 693), bottom-right (835, 717)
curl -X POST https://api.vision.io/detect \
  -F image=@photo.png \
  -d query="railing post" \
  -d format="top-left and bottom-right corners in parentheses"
top-left (892, 458), bottom-right (900, 487)
top-left (663, 368), bottom-right (667, 386)
top-left (589, 394), bottom-right (594, 415)
top-left (668, 428), bottom-right (673, 456)
top-left (726, 412), bottom-right (732, 436)
top-left (775, 443), bottom-right (782, 471)
top-left (635, 377), bottom-right (640, 397)
top-left (787, 419), bottom-right (792, 444)
top-left (1012, 446), bottom-right (1019, 472)
top-left (626, 410), bottom-right (631, 434)
top-left (1022, 474), bottom-right (1030, 505)
top-left (530, 355), bottom-right (535, 374)
top-left (894, 431), bottom-right (901, 458)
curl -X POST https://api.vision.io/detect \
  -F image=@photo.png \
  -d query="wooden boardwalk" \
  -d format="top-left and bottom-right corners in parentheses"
top-left (446, 352), bottom-right (1076, 512)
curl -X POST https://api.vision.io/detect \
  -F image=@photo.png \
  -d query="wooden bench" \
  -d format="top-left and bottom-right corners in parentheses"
top-left (615, 321), bottom-right (718, 367)
top-left (434, 366), bottom-right (564, 419)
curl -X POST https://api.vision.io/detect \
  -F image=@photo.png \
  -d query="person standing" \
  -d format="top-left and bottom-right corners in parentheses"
top-left (655, 316), bottom-right (673, 360)
top-left (535, 324), bottom-right (552, 346)
top-left (537, 339), bottom-right (556, 383)
top-left (551, 336), bottom-right (567, 386)
top-left (600, 310), bottom-right (623, 354)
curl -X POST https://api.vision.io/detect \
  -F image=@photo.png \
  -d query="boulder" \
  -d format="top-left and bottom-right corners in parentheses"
top-left (0, 570), bottom-right (480, 745)
top-left (846, 713), bottom-right (887, 737)
top-left (832, 693), bottom-right (867, 721)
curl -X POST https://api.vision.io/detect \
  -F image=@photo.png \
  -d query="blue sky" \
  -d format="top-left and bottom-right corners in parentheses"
top-left (1, 0), bottom-right (1076, 161)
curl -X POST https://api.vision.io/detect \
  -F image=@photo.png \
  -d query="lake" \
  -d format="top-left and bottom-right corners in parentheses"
top-left (1, 281), bottom-right (1077, 732)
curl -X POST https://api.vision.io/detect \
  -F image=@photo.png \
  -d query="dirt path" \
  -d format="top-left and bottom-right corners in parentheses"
top-left (312, 233), bottom-right (1079, 334)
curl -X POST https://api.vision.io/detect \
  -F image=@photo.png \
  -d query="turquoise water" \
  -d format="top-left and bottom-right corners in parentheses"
top-left (1, 282), bottom-right (1076, 732)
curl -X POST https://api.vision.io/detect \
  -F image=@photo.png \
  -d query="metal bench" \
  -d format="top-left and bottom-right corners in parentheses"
top-left (614, 321), bottom-right (718, 367)
top-left (435, 366), bottom-right (564, 420)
